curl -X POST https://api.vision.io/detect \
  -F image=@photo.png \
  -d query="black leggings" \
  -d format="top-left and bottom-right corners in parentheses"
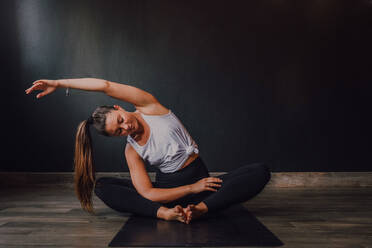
top-left (94, 157), bottom-right (271, 218)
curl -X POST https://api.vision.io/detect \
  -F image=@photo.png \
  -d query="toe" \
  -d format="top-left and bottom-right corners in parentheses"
top-left (175, 205), bottom-right (182, 213)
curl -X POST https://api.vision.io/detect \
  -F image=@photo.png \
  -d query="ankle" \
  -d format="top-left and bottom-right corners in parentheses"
top-left (196, 202), bottom-right (208, 213)
top-left (156, 206), bottom-right (169, 220)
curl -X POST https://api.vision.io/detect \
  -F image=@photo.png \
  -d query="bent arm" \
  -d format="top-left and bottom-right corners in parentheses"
top-left (146, 185), bottom-right (193, 204)
top-left (125, 144), bottom-right (193, 204)
top-left (56, 78), bottom-right (157, 107)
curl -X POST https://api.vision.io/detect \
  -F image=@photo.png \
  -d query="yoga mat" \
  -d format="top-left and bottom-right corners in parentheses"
top-left (109, 204), bottom-right (283, 247)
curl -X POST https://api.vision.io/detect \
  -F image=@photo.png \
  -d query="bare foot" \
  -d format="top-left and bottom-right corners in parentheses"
top-left (163, 205), bottom-right (188, 223)
top-left (186, 203), bottom-right (208, 223)
top-left (182, 206), bottom-right (193, 224)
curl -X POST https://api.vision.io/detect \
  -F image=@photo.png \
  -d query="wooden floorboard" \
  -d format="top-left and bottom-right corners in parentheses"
top-left (0, 184), bottom-right (371, 247)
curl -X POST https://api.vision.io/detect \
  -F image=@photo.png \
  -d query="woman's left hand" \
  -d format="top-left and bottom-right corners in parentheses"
top-left (190, 177), bottom-right (223, 194)
top-left (25, 79), bottom-right (58, 99)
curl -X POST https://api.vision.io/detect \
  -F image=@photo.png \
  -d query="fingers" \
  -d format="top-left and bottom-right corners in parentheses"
top-left (205, 178), bottom-right (222, 192)
top-left (26, 81), bottom-right (56, 99)
top-left (208, 177), bottom-right (223, 183)
top-left (25, 84), bottom-right (38, 94)
top-left (207, 183), bottom-right (222, 187)
top-left (206, 183), bottom-right (221, 192)
top-left (33, 80), bottom-right (46, 85)
top-left (207, 187), bottom-right (218, 192)
top-left (33, 81), bottom-right (44, 85)
top-left (25, 83), bottom-right (44, 95)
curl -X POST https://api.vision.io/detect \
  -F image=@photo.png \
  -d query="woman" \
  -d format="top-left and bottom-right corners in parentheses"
top-left (25, 78), bottom-right (271, 224)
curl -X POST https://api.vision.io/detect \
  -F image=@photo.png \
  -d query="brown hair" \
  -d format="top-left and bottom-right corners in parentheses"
top-left (73, 105), bottom-right (115, 214)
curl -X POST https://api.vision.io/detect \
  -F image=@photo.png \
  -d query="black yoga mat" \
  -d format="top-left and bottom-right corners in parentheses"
top-left (109, 204), bottom-right (283, 247)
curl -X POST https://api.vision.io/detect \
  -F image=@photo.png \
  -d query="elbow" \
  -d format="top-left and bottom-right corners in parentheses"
top-left (102, 80), bottom-right (111, 94)
top-left (141, 93), bottom-right (158, 107)
top-left (142, 188), bottom-right (154, 202)
top-left (149, 94), bottom-right (161, 105)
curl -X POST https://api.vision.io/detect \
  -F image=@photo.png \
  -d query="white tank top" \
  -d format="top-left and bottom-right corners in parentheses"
top-left (126, 109), bottom-right (199, 173)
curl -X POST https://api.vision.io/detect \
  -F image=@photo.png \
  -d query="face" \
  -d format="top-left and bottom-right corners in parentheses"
top-left (105, 105), bottom-right (139, 137)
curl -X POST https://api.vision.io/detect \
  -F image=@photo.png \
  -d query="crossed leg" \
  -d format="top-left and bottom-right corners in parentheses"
top-left (94, 177), bottom-right (190, 223)
top-left (94, 162), bottom-right (271, 224)
top-left (183, 162), bottom-right (271, 223)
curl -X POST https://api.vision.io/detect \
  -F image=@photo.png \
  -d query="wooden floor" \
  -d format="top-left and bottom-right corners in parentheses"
top-left (0, 184), bottom-right (371, 248)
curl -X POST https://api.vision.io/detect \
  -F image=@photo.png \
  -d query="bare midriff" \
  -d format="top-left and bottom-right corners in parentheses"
top-left (177, 152), bottom-right (199, 171)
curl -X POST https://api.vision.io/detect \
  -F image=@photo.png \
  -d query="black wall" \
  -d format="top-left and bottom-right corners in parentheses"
top-left (1, 0), bottom-right (371, 172)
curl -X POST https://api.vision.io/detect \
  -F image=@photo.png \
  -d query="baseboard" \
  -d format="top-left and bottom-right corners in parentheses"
top-left (0, 172), bottom-right (371, 187)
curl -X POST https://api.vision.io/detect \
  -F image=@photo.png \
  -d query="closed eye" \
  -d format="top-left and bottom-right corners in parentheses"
top-left (116, 116), bottom-right (124, 135)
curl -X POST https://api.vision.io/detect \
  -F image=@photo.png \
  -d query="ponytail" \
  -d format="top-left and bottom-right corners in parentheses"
top-left (73, 105), bottom-right (115, 214)
top-left (74, 120), bottom-right (96, 214)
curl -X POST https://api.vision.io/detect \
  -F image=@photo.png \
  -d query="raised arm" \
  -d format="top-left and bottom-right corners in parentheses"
top-left (125, 143), bottom-right (193, 204)
top-left (103, 80), bottom-right (157, 108)
top-left (25, 78), bottom-right (158, 108)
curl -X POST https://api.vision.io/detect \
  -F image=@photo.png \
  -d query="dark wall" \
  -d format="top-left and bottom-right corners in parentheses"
top-left (1, 0), bottom-right (371, 172)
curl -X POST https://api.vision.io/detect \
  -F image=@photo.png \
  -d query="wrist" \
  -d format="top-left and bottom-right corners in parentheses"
top-left (188, 184), bottom-right (195, 194)
top-left (54, 79), bottom-right (63, 88)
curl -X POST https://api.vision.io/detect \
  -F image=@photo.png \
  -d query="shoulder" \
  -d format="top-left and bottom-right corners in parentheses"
top-left (125, 142), bottom-right (141, 160)
top-left (134, 102), bottom-right (170, 116)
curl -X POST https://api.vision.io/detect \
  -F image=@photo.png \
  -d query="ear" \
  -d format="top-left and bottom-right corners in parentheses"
top-left (114, 105), bottom-right (125, 112)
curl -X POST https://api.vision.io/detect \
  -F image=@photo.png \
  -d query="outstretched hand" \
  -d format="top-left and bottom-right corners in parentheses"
top-left (25, 79), bottom-right (58, 99)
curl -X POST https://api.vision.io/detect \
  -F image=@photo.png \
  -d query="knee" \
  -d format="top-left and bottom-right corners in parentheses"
top-left (94, 177), bottom-right (109, 197)
top-left (261, 163), bottom-right (271, 184)
top-left (253, 162), bottom-right (271, 185)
